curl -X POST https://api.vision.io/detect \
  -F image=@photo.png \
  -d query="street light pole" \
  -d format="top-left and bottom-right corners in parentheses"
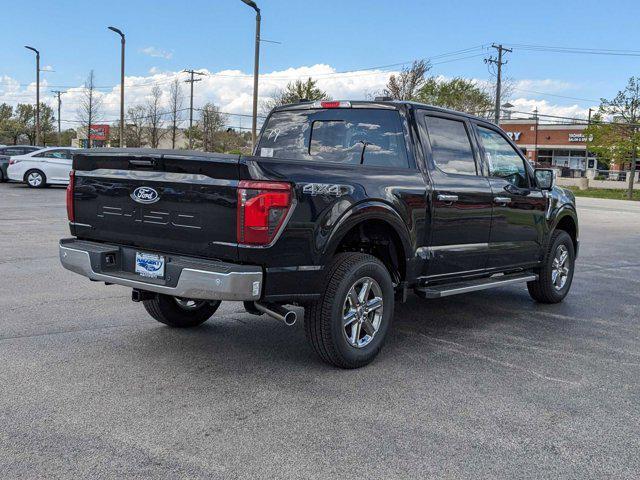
top-left (108, 27), bottom-right (125, 147)
top-left (241, 0), bottom-right (261, 150)
top-left (25, 46), bottom-right (40, 145)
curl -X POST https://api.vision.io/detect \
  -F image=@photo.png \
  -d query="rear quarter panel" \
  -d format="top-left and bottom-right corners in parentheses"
top-left (238, 156), bottom-right (428, 298)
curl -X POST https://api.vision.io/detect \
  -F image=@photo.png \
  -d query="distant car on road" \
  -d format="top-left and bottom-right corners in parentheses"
top-left (0, 145), bottom-right (43, 182)
top-left (7, 147), bottom-right (78, 188)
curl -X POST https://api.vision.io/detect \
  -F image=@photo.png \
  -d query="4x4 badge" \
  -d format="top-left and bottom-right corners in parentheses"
top-left (302, 183), bottom-right (352, 197)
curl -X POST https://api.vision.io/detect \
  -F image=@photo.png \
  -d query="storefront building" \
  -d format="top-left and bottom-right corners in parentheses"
top-left (72, 124), bottom-right (111, 148)
top-left (499, 120), bottom-right (598, 175)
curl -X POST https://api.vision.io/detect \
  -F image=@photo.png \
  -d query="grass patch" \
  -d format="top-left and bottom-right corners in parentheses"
top-left (565, 186), bottom-right (640, 201)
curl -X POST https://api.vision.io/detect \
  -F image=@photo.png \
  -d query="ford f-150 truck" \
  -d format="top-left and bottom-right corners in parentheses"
top-left (60, 100), bottom-right (578, 368)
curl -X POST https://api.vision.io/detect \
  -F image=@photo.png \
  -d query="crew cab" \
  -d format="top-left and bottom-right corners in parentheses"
top-left (59, 100), bottom-right (578, 368)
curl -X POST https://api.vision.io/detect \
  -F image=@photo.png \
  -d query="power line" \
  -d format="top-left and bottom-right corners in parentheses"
top-left (509, 43), bottom-right (640, 57)
top-left (511, 87), bottom-right (599, 103)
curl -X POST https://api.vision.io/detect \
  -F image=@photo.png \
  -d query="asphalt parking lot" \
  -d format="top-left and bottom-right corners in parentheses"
top-left (1, 181), bottom-right (639, 479)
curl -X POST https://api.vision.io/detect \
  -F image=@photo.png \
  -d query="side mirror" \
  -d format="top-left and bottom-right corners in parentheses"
top-left (534, 168), bottom-right (555, 190)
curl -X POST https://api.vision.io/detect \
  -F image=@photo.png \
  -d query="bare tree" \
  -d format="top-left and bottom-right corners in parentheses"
top-left (125, 105), bottom-right (146, 147)
top-left (76, 70), bottom-right (102, 148)
top-left (384, 60), bottom-right (431, 101)
top-left (168, 78), bottom-right (184, 148)
top-left (198, 103), bottom-right (227, 152)
top-left (144, 86), bottom-right (166, 148)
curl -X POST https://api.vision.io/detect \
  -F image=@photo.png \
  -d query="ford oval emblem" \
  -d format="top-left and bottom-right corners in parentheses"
top-left (131, 186), bottom-right (160, 204)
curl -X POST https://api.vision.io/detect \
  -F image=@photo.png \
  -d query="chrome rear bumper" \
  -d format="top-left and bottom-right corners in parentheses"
top-left (59, 238), bottom-right (262, 301)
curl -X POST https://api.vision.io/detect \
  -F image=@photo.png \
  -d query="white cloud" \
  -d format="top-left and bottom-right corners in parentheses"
top-left (140, 46), bottom-right (173, 60)
top-left (508, 97), bottom-right (593, 120)
top-left (0, 64), bottom-right (593, 130)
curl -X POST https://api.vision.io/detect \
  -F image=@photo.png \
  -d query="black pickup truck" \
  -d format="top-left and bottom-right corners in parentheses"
top-left (60, 100), bottom-right (578, 368)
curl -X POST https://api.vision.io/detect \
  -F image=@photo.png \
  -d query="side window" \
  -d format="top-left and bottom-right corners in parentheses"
top-left (41, 149), bottom-right (66, 159)
top-left (3, 148), bottom-right (23, 156)
top-left (477, 126), bottom-right (529, 188)
top-left (424, 116), bottom-right (478, 175)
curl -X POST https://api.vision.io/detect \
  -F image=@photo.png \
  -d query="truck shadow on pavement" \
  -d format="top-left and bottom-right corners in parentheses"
top-left (120, 286), bottom-right (578, 372)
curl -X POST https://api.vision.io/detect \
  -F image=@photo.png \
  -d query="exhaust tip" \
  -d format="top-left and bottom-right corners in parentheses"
top-left (283, 311), bottom-right (297, 326)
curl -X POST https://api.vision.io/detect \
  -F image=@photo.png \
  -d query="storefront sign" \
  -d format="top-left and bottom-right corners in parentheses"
top-left (89, 124), bottom-right (110, 141)
top-left (506, 131), bottom-right (522, 141)
top-left (568, 133), bottom-right (592, 142)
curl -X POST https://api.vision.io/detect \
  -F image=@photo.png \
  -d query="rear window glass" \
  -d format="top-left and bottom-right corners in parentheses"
top-left (258, 108), bottom-right (409, 168)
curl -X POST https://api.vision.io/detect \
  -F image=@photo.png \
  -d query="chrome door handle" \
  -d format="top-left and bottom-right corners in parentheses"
top-left (437, 194), bottom-right (459, 203)
top-left (494, 196), bottom-right (511, 204)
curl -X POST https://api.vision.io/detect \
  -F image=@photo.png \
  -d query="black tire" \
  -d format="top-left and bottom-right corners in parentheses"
top-left (527, 230), bottom-right (575, 304)
top-left (0, 170), bottom-right (5, 182)
top-left (305, 252), bottom-right (395, 369)
top-left (142, 294), bottom-right (221, 328)
top-left (24, 169), bottom-right (46, 188)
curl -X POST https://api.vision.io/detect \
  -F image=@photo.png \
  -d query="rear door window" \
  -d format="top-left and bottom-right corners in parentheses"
top-left (258, 108), bottom-right (409, 168)
top-left (423, 116), bottom-right (478, 176)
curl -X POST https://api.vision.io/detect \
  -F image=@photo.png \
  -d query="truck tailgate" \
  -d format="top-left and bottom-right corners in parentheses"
top-left (71, 149), bottom-right (239, 262)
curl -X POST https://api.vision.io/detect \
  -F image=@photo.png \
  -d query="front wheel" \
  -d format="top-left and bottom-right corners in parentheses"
top-left (143, 294), bottom-right (221, 328)
top-left (527, 230), bottom-right (575, 303)
top-left (305, 253), bottom-right (395, 369)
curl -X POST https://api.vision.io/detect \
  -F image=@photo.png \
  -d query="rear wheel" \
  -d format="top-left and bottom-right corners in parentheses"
top-left (305, 252), bottom-right (395, 369)
top-left (0, 169), bottom-right (5, 182)
top-left (25, 169), bottom-right (46, 188)
top-left (143, 294), bottom-right (221, 328)
top-left (527, 230), bottom-right (575, 303)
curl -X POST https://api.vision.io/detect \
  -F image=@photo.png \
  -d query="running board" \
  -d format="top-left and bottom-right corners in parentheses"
top-left (416, 272), bottom-right (538, 299)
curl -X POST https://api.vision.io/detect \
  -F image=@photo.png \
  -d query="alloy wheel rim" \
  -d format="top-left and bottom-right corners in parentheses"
top-left (342, 276), bottom-right (384, 348)
top-left (28, 172), bottom-right (42, 186)
top-left (551, 244), bottom-right (570, 291)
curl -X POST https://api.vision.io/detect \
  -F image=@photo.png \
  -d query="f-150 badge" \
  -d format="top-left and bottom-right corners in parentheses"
top-left (302, 183), bottom-right (352, 197)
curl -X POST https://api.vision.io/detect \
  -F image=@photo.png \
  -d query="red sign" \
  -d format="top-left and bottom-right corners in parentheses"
top-left (89, 124), bottom-right (110, 140)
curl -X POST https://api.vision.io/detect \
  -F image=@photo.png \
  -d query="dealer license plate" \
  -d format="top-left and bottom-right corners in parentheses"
top-left (135, 252), bottom-right (165, 279)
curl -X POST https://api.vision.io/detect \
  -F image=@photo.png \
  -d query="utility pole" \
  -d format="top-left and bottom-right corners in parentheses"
top-left (241, 0), bottom-right (261, 150)
top-left (108, 26), bottom-right (126, 147)
top-left (485, 44), bottom-right (512, 125)
top-left (184, 69), bottom-right (205, 149)
top-left (25, 46), bottom-right (40, 145)
top-left (533, 108), bottom-right (539, 165)
top-left (51, 90), bottom-right (65, 145)
top-left (585, 107), bottom-right (593, 170)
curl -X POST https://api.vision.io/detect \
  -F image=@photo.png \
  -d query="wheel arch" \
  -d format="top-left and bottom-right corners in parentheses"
top-left (551, 208), bottom-right (579, 254)
top-left (323, 201), bottom-right (413, 283)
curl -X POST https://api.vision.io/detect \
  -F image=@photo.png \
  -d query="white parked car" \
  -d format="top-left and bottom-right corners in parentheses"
top-left (7, 147), bottom-right (78, 188)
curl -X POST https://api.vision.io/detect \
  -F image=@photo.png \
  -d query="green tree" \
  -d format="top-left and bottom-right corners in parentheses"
top-left (585, 77), bottom-right (640, 199)
top-left (59, 128), bottom-right (76, 147)
top-left (261, 77), bottom-right (329, 114)
top-left (12, 103), bottom-right (55, 145)
top-left (416, 77), bottom-right (493, 116)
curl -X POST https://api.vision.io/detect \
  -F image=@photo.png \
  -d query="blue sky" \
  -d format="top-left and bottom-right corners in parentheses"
top-left (1, 0), bottom-right (638, 128)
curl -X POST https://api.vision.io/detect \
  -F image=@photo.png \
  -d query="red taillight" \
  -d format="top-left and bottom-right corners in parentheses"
top-left (8, 159), bottom-right (15, 165)
top-left (237, 180), bottom-right (293, 245)
top-left (66, 170), bottom-right (75, 222)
